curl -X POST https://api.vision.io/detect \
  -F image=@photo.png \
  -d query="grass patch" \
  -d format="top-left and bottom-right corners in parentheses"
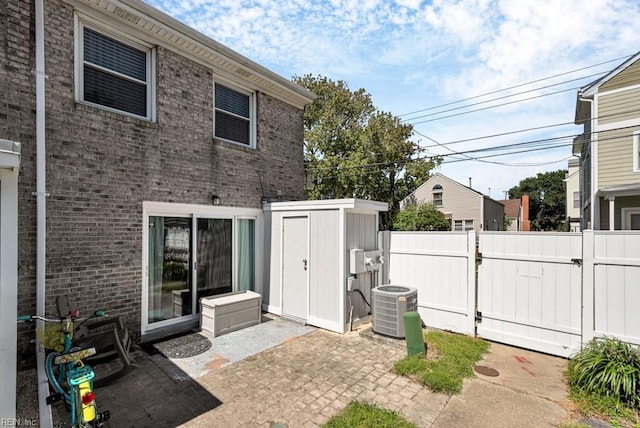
top-left (321, 401), bottom-right (415, 428)
top-left (393, 330), bottom-right (489, 394)
top-left (567, 387), bottom-right (639, 427)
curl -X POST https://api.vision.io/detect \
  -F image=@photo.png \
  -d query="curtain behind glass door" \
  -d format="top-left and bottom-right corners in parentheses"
top-left (237, 219), bottom-right (255, 291)
top-left (197, 218), bottom-right (232, 302)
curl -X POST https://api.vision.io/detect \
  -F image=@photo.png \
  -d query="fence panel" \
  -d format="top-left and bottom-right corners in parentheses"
top-left (591, 231), bottom-right (640, 346)
top-left (385, 231), bottom-right (476, 335)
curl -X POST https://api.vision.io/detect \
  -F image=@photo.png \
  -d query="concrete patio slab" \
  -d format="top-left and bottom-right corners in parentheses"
top-left (157, 314), bottom-right (316, 380)
top-left (432, 341), bottom-right (569, 428)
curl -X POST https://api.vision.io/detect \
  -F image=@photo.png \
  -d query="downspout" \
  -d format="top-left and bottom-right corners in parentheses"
top-left (35, 1), bottom-right (53, 426)
top-left (579, 95), bottom-right (594, 230)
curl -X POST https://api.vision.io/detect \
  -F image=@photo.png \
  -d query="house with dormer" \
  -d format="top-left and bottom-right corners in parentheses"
top-left (400, 173), bottom-right (504, 232)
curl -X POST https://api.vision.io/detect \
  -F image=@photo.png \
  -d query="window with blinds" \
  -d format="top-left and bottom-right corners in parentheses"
top-left (80, 27), bottom-right (152, 119)
top-left (215, 83), bottom-right (254, 147)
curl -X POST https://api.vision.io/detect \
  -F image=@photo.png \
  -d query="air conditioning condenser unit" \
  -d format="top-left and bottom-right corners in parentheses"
top-left (371, 285), bottom-right (418, 338)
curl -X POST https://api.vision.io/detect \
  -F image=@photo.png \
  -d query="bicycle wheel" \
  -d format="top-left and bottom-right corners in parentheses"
top-left (45, 352), bottom-right (71, 403)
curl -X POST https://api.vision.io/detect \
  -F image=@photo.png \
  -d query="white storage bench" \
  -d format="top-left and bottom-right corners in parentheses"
top-left (200, 290), bottom-right (262, 337)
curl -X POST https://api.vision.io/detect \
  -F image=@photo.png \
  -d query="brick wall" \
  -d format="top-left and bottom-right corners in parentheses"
top-left (3, 0), bottom-right (306, 359)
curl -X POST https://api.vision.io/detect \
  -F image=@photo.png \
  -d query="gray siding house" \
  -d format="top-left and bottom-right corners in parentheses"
top-left (3, 0), bottom-right (315, 360)
top-left (401, 173), bottom-right (504, 232)
top-left (574, 52), bottom-right (640, 230)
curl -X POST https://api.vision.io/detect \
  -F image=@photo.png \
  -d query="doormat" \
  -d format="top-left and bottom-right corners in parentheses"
top-left (152, 333), bottom-right (212, 359)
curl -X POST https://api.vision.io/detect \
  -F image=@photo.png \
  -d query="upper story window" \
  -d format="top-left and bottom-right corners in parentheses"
top-left (432, 184), bottom-right (443, 207)
top-left (573, 191), bottom-right (580, 209)
top-left (214, 83), bottom-right (256, 148)
top-left (77, 22), bottom-right (155, 120)
top-left (634, 132), bottom-right (640, 173)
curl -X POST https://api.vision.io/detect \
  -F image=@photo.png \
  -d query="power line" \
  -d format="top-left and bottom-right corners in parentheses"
top-left (398, 54), bottom-right (631, 117)
top-left (402, 72), bottom-right (603, 122)
top-left (418, 105), bottom-right (640, 150)
top-left (414, 129), bottom-right (572, 167)
top-left (306, 143), bottom-right (574, 181)
top-left (305, 122), bottom-right (639, 177)
top-left (408, 85), bottom-right (580, 125)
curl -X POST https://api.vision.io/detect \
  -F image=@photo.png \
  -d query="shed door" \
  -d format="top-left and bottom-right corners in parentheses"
top-left (282, 216), bottom-right (309, 322)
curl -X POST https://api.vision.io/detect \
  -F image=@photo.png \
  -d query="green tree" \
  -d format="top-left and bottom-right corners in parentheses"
top-left (293, 74), bottom-right (440, 229)
top-left (393, 203), bottom-right (450, 231)
top-left (508, 170), bottom-right (567, 231)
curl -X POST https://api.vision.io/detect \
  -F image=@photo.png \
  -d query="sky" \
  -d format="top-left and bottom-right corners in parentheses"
top-left (147, 0), bottom-right (640, 199)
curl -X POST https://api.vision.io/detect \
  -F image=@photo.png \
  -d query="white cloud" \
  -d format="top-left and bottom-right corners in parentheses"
top-left (145, 0), bottom-right (640, 192)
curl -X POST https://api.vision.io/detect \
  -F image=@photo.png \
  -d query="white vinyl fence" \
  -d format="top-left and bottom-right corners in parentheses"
top-left (585, 232), bottom-right (640, 346)
top-left (380, 230), bottom-right (640, 357)
top-left (380, 231), bottom-right (476, 335)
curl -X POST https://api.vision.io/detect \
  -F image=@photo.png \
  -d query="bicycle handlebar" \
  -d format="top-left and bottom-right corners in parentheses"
top-left (17, 311), bottom-right (108, 324)
top-left (17, 314), bottom-right (66, 323)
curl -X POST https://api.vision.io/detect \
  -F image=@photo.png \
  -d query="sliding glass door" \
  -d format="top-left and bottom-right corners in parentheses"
top-left (146, 211), bottom-right (257, 329)
top-left (148, 216), bottom-right (192, 323)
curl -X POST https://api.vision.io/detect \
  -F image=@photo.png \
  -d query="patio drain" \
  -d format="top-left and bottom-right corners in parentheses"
top-left (474, 365), bottom-right (499, 377)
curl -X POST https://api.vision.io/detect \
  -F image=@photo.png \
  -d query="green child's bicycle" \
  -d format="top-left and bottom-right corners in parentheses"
top-left (18, 308), bottom-right (111, 428)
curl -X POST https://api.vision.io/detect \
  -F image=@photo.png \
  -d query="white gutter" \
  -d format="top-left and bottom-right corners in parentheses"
top-left (35, 1), bottom-right (53, 426)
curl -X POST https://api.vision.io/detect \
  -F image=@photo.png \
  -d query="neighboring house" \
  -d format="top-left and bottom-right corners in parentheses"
top-left (564, 158), bottom-right (581, 232)
top-left (496, 195), bottom-right (531, 231)
top-left (401, 173), bottom-right (504, 231)
top-left (3, 0), bottom-right (315, 361)
top-left (574, 53), bottom-right (640, 230)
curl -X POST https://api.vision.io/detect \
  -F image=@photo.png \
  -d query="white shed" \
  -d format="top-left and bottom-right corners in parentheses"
top-left (263, 199), bottom-right (388, 333)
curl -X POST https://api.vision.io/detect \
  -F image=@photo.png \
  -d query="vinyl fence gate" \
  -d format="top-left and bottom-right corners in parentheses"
top-left (382, 231), bottom-right (640, 358)
top-left (475, 233), bottom-right (583, 358)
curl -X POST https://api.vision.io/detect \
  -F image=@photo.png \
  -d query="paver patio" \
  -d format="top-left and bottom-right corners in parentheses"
top-left (184, 329), bottom-right (448, 427)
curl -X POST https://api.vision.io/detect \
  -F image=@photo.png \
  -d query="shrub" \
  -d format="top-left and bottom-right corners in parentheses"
top-left (163, 261), bottom-right (187, 281)
top-left (567, 337), bottom-right (640, 409)
top-left (393, 203), bottom-right (449, 231)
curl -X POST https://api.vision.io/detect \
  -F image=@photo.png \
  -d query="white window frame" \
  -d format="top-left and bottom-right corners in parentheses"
top-left (573, 191), bottom-right (580, 209)
top-left (634, 132), bottom-right (640, 173)
top-left (75, 14), bottom-right (156, 121)
top-left (213, 80), bottom-right (257, 149)
top-left (621, 207), bottom-right (640, 230)
top-left (432, 184), bottom-right (443, 207)
top-left (453, 219), bottom-right (474, 231)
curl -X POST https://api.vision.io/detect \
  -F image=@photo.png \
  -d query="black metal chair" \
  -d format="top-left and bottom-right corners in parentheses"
top-left (56, 296), bottom-right (136, 387)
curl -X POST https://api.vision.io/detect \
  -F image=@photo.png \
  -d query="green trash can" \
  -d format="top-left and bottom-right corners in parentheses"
top-left (403, 311), bottom-right (425, 357)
